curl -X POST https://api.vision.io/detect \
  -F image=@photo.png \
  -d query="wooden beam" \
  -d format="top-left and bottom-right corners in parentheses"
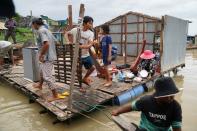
top-left (120, 18), bottom-right (123, 55)
top-left (112, 115), bottom-right (137, 131)
top-left (159, 16), bottom-right (165, 73)
top-left (137, 16), bottom-right (139, 56)
top-left (124, 15), bottom-right (128, 64)
top-left (108, 21), bottom-right (160, 25)
top-left (143, 17), bottom-right (145, 40)
top-left (109, 31), bottom-right (158, 34)
top-left (68, 5), bottom-right (73, 27)
top-left (68, 4), bottom-right (85, 110)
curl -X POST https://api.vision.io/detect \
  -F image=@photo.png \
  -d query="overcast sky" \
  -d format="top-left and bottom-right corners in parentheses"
top-left (13, 0), bottom-right (197, 35)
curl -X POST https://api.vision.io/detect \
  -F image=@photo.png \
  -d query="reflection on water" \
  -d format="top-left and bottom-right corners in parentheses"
top-left (0, 50), bottom-right (197, 131)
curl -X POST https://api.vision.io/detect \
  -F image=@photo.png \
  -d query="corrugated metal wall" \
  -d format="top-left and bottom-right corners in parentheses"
top-left (107, 13), bottom-right (161, 64)
top-left (161, 15), bottom-right (188, 72)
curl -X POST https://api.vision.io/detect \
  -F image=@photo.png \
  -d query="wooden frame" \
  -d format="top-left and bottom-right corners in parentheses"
top-left (97, 11), bottom-right (162, 64)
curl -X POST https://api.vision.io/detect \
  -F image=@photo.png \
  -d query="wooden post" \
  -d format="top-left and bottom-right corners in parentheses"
top-left (159, 16), bottom-right (165, 73)
top-left (137, 16), bottom-right (139, 56)
top-left (120, 18), bottom-right (123, 55)
top-left (124, 15), bottom-right (127, 64)
top-left (68, 4), bottom-right (85, 110)
top-left (143, 17), bottom-right (145, 40)
top-left (68, 5), bottom-right (73, 27)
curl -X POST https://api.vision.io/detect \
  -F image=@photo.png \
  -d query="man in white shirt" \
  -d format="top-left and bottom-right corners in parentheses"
top-left (65, 16), bottom-right (96, 89)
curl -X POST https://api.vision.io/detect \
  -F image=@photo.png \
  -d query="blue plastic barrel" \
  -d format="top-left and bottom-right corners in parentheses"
top-left (115, 91), bottom-right (132, 105)
top-left (133, 85), bottom-right (144, 96)
top-left (115, 85), bottom-right (145, 105)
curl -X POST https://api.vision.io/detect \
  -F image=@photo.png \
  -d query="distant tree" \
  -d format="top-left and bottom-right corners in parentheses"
top-left (13, 12), bottom-right (21, 22)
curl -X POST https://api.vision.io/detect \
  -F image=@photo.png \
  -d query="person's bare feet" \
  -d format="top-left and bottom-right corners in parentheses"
top-left (47, 97), bottom-right (59, 102)
top-left (104, 82), bottom-right (112, 87)
top-left (87, 77), bottom-right (93, 82)
top-left (33, 83), bottom-right (42, 90)
top-left (82, 78), bottom-right (91, 86)
top-left (79, 88), bottom-right (86, 93)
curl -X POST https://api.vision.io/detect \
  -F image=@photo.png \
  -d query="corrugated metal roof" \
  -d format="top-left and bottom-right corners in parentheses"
top-left (98, 11), bottom-right (161, 26)
top-left (0, 22), bottom-right (7, 30)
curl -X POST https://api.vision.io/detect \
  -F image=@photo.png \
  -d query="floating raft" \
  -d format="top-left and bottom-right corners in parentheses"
top-left (186, 45), bottom-right (197, 50)
top-left (0, 64), bottom-right (160, 123)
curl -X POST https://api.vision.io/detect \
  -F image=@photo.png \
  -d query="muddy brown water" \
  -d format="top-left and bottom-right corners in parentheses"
top-left (0, 50), bottom-right (197, 131)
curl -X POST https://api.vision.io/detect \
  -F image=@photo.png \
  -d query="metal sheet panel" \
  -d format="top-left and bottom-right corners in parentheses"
top-left (127, 34), bottom-right (137, 43)
top-left (139, 23), bottom-right (143, 32)
top-left (145, 33), bottom-right (154, 43)
top-left (139, 17), bottom-right (144, 22)
top-left (138, 33), bottom-right (144, 42)
top-left (127, 24), bottom-right (137, 32)
top-left (127, 14), bottom-right (138, 23)
top-left (126, 44), bottom-right (137, 56)
top-left (161, 15), bottom-right (188, 72)
top-left (111, 19), bottom-right (121, 24)
top-left (111, 34), bottom-right (121, 42)
top-left (109, 25), bottom-right (122, 33)
top-left (138, 44), bottom-right (153, 51)
top-left (145, 23), bottom-right (155, 32)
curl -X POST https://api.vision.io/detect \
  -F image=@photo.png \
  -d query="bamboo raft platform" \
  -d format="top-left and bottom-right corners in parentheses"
top-left (0, 63), bottom-right (156, 123)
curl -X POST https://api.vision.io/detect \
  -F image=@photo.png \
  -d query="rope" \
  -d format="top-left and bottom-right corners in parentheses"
top-left (72, 101), bottom-right (113, 121)
top-left (72, 110), bottom-right (114, 130)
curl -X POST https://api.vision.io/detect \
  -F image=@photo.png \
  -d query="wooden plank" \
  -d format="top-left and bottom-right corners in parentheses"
top-left (68, 4), bottom-right (85, 109)
top-left (107, 21), bottom-right (160, 25)
top-left (68, 5), bottom-right (73, 27)
top-left (54, 67), bottom-right (72, 71)
top-left (112, 115), bottom-right (136, 131)
top-left (4, 73), bottom-right (24, 78)
top-left (94, 90), bottom-right (114, 100)
top-left (50, 98), bottom-right (69, 110)
top-left (10, 67), bottom-right (24, 74)
top-left (81, 91), bottom-right (107, 103)
top-left (89, 49), bottom-right (105, 74)
top-left (109, 31), bottom-right (156, 34)
top-left (55, 60), bottom-right (72, 62)
top-left (36, 98), bottom-right (69, 121)
top-left (9, 77), bottom-right (32, 86)
top-left (89, 89), bottom-right (114, 99)
top-left (72, 91), bottom-right (102, 110)
top-left (96, 82), bottom-right (140, 95)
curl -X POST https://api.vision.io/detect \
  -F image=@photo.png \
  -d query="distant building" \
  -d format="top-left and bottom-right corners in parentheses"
top-left (0, 21), bottom-right (7, 36)
top-left (17, 16), bottom-right (32, 27)
top-left (187, 35), bottom-right (195, 44)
